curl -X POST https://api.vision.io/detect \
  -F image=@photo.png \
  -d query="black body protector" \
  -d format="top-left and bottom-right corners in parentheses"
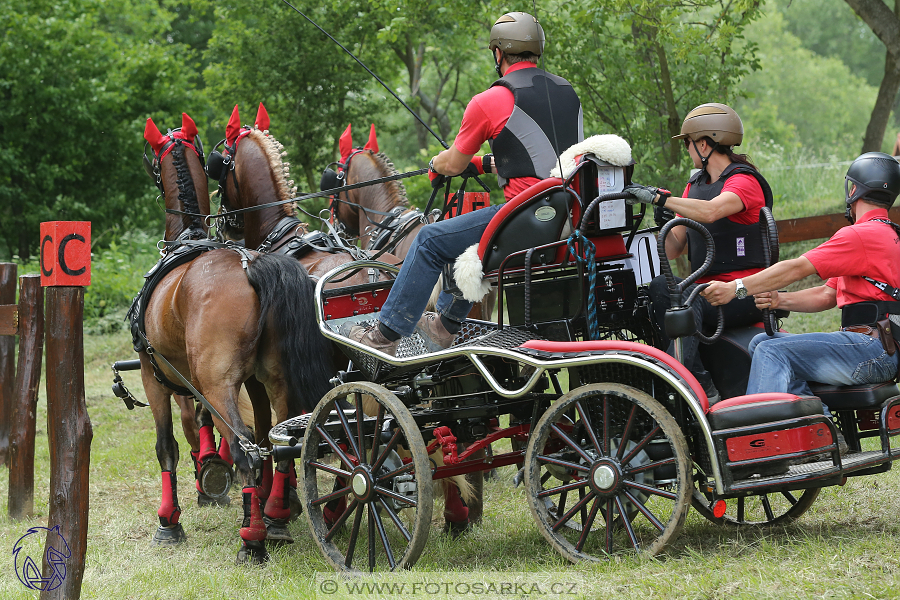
top-left (489, 67), bottom-right (583, 188)
top-left (685, 163), bottom-right (774, 275)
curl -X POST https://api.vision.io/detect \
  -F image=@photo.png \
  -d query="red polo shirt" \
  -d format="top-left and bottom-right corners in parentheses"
top-left (804, 208), bottom-right (900, 307)
top-left (453, 62), bottom-right (540, 201)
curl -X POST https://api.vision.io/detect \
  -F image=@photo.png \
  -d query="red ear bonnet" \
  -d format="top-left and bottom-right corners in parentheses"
top-left (255, 102), bottom-right (270, 132)
top-left (179, 112), bottom-right (198, 142)
top-left (364, 123), bottom-right (379, 153)
top-left (226, 105), bottom-right (242, 146)
top-left (339, 123), bottom-right (353, 163)
top-left (144, 118), bottom-right (167, 154)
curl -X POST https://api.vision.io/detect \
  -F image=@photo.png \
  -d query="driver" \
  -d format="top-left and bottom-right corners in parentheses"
top-left (624, 103), bottom-right (774, 405)
top-left (343, 11), bottom-right (582, 354)
top-left (702, 152), bottom-right (900, 398)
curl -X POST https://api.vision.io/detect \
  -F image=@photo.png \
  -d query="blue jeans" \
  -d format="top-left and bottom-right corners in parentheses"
top-left (379, 204), bottom-right (502, 337)
top-left (747, 331), bottom-right (899, 396)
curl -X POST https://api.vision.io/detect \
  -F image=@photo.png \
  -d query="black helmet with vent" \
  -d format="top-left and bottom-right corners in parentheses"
top-left (845, 152), bottom-right (900, 208)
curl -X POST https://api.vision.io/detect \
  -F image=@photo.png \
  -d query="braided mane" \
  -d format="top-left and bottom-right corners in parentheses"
top-left (371, 151), bottom-right (409, 208)
top-left (246, 128), bottom-right (297, 217)
top-left (170, 143), bottom-right (205, 231)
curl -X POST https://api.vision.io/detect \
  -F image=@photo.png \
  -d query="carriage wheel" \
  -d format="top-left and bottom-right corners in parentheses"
top-left (301, 382), bottom-right (433, 572)
top-left (691, 484), bottom-right (820, 527)
top-left (525, 383), bottom-right (692, 562)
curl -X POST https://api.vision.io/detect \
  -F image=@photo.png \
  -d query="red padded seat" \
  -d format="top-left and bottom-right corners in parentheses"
top-left (707, 393), bottom-right (823, 430)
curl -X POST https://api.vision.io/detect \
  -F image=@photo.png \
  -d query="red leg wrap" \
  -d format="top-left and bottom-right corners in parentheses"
top-left (240, 487), bottom-right (267, 542)
top-left (443, 483), bottom-right (468, 524)
top-left (323, 477), bottom-right (348, 527)
top-left (158, 471), bottom-right (181, 527)
top-left (198, 425), bottom-right (217, 462)
top-left (217, 436), bottom-right (233, 466)
top-left (264, 468), bottom-right (292, 520)
top-left (257, 456), bottom-right (273, 501)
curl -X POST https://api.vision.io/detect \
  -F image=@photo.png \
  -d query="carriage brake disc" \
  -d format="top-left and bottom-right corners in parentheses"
top-left (378, 449), bottom-right (417, 512)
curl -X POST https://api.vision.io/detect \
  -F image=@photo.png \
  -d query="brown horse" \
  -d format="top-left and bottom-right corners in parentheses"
top-left (139, 114), bottom-right (332, 564)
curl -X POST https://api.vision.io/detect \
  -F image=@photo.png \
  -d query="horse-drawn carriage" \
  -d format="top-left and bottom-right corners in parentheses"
top-left (263, 151), bottom-right (900, 571)
top-left (120, 111), bottom-right (900, 572)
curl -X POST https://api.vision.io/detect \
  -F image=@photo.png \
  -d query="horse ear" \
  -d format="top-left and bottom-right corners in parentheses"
top-left (144, 118), bottom-right (167, 153)
top-left (364, 123), bottom-right (379, 153)
top-left (181, 113), bottom-right (198, 141)
top-left (339, 123), bottom-right (352, 162)
top-left (226, 105), bottom-right (241, 145)
top-left (255, 102), bottom-right (270, 132)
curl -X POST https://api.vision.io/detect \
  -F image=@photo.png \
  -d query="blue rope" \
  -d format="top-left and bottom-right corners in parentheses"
top-left (567, 231), bottom-right (599, 340)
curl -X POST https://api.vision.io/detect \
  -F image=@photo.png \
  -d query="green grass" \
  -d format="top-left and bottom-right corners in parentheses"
top-left (0, 331), bottom-right (898, 599)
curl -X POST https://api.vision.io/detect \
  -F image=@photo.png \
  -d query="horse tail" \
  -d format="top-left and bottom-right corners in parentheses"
top-left (245, 253), bottom-right (333, 415)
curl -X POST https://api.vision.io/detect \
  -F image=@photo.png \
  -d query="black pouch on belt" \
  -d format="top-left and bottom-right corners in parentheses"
top-left (876, 318), bottom-right (896, 356)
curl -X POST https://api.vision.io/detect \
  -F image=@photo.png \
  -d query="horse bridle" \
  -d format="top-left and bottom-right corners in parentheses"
top-left (206, 129), bottom-right (253, 236)
top-left (142, 127), bottom-right (206, 194)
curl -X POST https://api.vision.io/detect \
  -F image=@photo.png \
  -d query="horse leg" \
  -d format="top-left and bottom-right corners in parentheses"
top-left (141, 359), bottom-right (187, 546)
top-left (442, 480), bottom-right (470, 539)
top-left (194, 405), bottom-right (234, 507)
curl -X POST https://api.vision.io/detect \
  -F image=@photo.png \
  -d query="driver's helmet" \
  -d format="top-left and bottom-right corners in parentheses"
top-left (845, 151), bottom-right (900, 207)
top-left (488, 12), bottom-right (544, 56)
top-left (672, 103), bottom-right (743, 147)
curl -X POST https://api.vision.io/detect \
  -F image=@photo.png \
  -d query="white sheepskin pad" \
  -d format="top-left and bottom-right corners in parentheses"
top-left (549, 134), bottom-right (632, 179)
top-left (453, 244), bottom-right (493, 302)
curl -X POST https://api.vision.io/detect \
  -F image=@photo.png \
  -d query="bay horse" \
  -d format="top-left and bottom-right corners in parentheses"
top-left (217, 106), bottom-right (476, 533)
top-left (139, 114), bottom-right (332, 564)
top-left (142, 113), bottom-right (247, 511)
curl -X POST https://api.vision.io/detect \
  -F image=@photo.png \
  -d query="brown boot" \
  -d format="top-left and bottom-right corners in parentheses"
top-left (415, 312), bottom-right (457, 353)
top-left (344, 322), bottom-right (399, 356)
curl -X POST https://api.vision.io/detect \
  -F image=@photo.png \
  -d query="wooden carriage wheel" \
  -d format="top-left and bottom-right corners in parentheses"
top-left (525, 383), bottom-right (692, 562)
top-left (691, 485), bottom-right (820, 527)
top-left (301, 382), bottom-right (433, 572)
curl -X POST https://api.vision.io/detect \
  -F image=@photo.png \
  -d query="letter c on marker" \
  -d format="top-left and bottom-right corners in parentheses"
top-left (58, 233), bottom-right (86, 276)
top-left (41, 235), bottom-right (53, 276)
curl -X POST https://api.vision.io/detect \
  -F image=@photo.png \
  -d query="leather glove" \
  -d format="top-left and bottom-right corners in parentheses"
top-left (457, 160), bottom-right (482, 179)
top-left (654, 205), bottom-right (676, 227)
top-left (623, 183), bottom-right (661, 206)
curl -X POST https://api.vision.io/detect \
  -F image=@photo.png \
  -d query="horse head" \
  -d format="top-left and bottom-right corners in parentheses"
top-left (332, 123), bottom-right (408, 247)
top-left (143, 112), bottom-right (210, 241)
top-left (214, 103), bottom-right (298, 249)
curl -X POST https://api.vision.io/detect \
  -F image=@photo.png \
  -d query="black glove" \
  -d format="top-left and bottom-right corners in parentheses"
top-left (654, 205), bottom-right (676, 227)
top-left (623, 183), bottom-right (661, 206)
top-left (458, 161), bottom-right (481, 179)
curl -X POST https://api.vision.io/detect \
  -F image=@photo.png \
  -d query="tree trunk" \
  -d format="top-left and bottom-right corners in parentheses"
top-left (862, 55), bottom-right (900, 153)
top-left (0, 263), bottom-right (17, 466)
top-left (653, 40), bottom-right (682, 168)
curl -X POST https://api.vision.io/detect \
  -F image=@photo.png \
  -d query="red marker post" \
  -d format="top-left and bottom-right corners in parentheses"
top-left (39, 221), bottom-right (92, 600)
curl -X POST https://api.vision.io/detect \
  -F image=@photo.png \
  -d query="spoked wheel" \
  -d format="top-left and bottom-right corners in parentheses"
top-left (301, 382), bottom-right (433, 572)
top-left (525, 383), bottom-right (692, 562)
top-left (692, 484), bottom-right (820, 526)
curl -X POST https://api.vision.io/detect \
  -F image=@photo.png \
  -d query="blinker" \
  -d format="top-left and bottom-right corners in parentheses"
top-left (143, 153), bottom-right (156, 180)
top-left (320, 167), bottom-right (344, 192)
top-left (206, 150), bottom-right (226, 181)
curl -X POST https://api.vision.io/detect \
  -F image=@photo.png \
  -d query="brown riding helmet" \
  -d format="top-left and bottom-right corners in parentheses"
top-left (488, 12), bottom-right (545, 56)
top-left (672, 103), bottom-right (744, 147)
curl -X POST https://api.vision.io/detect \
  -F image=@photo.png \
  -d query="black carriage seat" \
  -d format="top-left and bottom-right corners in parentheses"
top-left (808, 380), bottom-right (900, 411)
top-left (707, 393), bottom-right (824, 430)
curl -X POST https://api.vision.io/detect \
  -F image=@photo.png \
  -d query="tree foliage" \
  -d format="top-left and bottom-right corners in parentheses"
top-left (0, 0), bottom-right (199, 259)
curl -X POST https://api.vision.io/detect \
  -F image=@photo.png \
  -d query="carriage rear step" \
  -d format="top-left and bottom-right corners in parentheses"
top-left (728, 450), bottom-right (896, 492)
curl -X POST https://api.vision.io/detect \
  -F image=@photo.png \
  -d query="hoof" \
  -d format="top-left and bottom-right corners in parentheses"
top-left (152, 523), bottom-right (187, 546)
top-left (442, 519), bottom-right (471, 540)
top-left (236, 539), bottom-right (269, 565)
top-left (264, 516), bottom-right (294, 545)
top-left (288, 487), bottom-right (303, 522)
top-left (198, 492), bottom-right (232, 507)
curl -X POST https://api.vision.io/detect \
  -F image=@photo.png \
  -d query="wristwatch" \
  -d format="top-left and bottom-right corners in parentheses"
top-left (734, 278), bottom-right (748, 299)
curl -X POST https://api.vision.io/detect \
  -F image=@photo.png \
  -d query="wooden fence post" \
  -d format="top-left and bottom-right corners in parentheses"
top-left (8, 275), bottom-right (44, 520)
top-left (0, 262), bottom-right (17, 466)
top-left (41, 287), bottom-right (91, 600)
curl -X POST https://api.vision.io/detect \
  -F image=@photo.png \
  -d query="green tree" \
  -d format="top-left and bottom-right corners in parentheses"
top-left (0, 0), bottom-right (201, 259)
top-left (545, 1), bottom-right (762, 189)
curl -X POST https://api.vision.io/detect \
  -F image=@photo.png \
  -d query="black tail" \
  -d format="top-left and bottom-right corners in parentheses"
top-left (245, 253), bottom-right (334, 415)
